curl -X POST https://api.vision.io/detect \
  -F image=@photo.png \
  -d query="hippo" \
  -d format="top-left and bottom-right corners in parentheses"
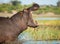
top-left (0, 3), bottom-right (39, 44)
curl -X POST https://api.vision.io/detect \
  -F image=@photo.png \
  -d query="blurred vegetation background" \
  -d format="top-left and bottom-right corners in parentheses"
top-left (0, 0), bottom-right (60, 15)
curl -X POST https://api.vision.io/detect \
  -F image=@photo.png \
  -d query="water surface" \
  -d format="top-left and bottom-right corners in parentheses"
top-left (23, 41), bottom-right (60, 44)
top-left (34, 17), bottom-right (60, 20)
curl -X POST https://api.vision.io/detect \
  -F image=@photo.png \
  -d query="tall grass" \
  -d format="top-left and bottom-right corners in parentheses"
top-left (21, 20), bottom-right (60, 40)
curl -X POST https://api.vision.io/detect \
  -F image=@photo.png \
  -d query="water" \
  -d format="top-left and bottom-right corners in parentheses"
top-left (23, 41), bottom-right (60, 44)
top-left (34, 17), bottom-right (60, 20)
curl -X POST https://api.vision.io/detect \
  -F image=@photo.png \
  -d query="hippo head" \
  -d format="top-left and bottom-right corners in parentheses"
top-left (31, 3), bottom-right (40, 11)
top-left (23, 3), bottom-right (39, 28)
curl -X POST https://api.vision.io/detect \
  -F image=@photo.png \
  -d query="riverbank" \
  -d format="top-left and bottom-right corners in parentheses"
top-left (0, 12), bottom-right (60, 18)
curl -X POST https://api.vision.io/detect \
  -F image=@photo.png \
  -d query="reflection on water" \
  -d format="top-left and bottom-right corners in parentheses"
top-left (34, 17), bottom-right (60, 20)
top-left (18, 32), bottom-right (33, 40)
